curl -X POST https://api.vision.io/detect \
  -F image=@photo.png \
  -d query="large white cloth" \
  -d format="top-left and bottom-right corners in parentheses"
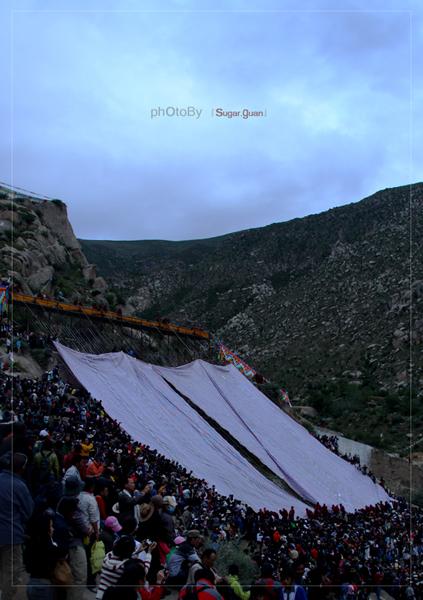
top-left (155, 360), bottom-right (391, 511)
top-left (55, 343), bottom-right (308, 515)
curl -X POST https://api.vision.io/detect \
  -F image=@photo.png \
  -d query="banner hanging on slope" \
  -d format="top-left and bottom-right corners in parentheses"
top-left (54, 342), bottom-right (307, 515)
top-left (155, 359), bottom-right (392, 512)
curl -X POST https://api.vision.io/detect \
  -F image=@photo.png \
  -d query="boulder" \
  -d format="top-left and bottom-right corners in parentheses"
top-left (27, 266), bottom-right (54, 293)
top-left (8, 271), bottom-right (33, 295)
top-left (394, 329), bottom-right (406, 338)
top-left (83, 265), bottom-right (96, 281)
top-left (92, 276), bottom-right (107, 293)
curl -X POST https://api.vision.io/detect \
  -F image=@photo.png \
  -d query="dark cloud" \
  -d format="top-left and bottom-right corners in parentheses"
top-left (0, 0), bottom-right (420, 241)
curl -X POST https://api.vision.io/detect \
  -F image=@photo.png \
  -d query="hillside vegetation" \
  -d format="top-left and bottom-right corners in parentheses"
top-left (80, 183), bottom-right (423, 452)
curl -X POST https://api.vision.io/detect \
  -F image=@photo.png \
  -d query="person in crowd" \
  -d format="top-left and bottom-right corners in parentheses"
top-left (227, 564), bottom-right (250, 600)
top-left (88, 454), bottom-right (106, 478)
top-left (78, 477), bottom-right (101, 591)
top-left (53, 495), bottom-right (78, 558)
top-left (62, 454), bottom-right (85, 490)
top-left (0, 453), bottom-right (34, 600)
top-left (292, 559), bottom-right (306, 586)
top-left (24, 512), bottom-right (60, 600)
top-left (279, 569), bottom-right (307, 600)
top-left (136, 498), bottom-right (166, 581)
top-left (54, 439), bottom-right (65, 471)
top-left (307, 566), bottom-right (330, 600)
top-left (59, 475), bottom-right (90, 600)
top-left (254, 563), bottom-right (283, 600)
top-left (187, 548), bottom-right (220, 585)
top-left (79, 477), bottom-right (100, 541)
top-left (96, 481), bottom-right (110, 520)
top-left (118, 476), bottom-right (152, 523)
top-left (61, 433), bottom-right (72, 455)
top-left (117, 559), bottom-right (167, 600)
top-left (97, 536), bottom-right (137, 599)
top-left (181, 505), bottom-right (194, 531)
top-left (33, 437), bottom-right (60, 483)
top-left (97, 536), bottom-right (154, 599)
top-left (179, 568), bottom-right (224, 600)
top-left (250, 585), bottom-right (266, 600)
top-left (81, 436), bottom-right (94, 457)
top-left (63, 443), bottom-right (83, 472)
top-left (161, 496), bottom-right (177, 545)
top-left (167, 530), bottom-right (203, 585)
top-left (99, 515), bottom-right (122, 554)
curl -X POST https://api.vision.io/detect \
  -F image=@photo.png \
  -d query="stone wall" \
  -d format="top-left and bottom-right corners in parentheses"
top-left (370, 448), bottom-right (423, 498)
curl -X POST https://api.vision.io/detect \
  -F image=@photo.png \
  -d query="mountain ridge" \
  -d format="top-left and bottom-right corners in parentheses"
top-left (80, 182), bottom-right (423, 452)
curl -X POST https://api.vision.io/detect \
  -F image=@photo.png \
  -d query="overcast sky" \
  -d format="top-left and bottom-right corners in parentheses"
top-left (1, 0), bottom-right (421, 241)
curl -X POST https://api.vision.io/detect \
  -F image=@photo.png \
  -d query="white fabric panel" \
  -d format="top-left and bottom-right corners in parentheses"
top-left (55, 343), bottom-right (308, 515)
top-left (155, 360), bottom-right (391, 512)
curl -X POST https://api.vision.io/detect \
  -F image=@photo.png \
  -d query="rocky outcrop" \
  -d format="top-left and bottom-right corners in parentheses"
top-left (370, 448), bottom-right (423, 498)
top-left (27, 265), bottom-right (54, 294)
top-left (38, 200), bottom-right (86, 266)
top-left (0, 190), bottom-right (108, 303)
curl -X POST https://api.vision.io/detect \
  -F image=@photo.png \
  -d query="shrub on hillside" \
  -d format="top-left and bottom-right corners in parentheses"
top-left (52, 199), bottom-right (66, 208)
top-left (30, 348), bottom-right (52, 369)
top-left (204, 538), bottom-right (259, 585)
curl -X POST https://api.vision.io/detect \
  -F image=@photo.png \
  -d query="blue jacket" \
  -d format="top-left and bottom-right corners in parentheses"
top-left (280, 586), bottom-right (308, 600)
top-left (53, 512), bottom-right (71, 558)
top-left (0, 470), bottom-right (34, 544)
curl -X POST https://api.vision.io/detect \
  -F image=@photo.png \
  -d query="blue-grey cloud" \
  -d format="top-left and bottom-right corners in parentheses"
top-left (0, 0), bottom-right (420, 240)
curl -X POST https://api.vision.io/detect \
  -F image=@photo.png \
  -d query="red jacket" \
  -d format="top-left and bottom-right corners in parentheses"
top-left (178, 579), bottom-right (223, 600)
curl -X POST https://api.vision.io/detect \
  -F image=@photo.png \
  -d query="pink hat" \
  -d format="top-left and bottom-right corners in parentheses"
top-left (174, 536), bottom-right (186, 545)
top-left (105, 516), bottom-right (122, 532)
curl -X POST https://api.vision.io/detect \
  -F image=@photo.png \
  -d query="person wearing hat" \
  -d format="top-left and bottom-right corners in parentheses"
top-left (136, 498), bottom-right (167, 582)
top-left (167, 530), bottom-right (203, 585)
top-left (161, 496), bottom-right (177, 546)
top-left (181, 505), bottom-right (195, 532)
top-left (100, 516), bottom-right (122, 553)
top-left (60, 475), bottom-right (90, 600)
top-left (147, 480), bottom-right (158, 496)
top-left (118, 477), bottom-right (152, 524)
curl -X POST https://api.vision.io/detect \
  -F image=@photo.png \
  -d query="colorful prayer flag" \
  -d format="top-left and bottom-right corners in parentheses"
top-left (218, 341), bottom-right (291, 406)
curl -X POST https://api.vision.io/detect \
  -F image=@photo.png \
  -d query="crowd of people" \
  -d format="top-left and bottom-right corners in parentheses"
top-left (0, 365), bottom-right (421, 600)
top-left (312, 435), bottom-right (383, 486)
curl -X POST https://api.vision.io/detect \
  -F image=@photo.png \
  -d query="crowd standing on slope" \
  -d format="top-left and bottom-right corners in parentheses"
top-left (312, 435), bottom-right (382, 485)
top-left (0, 367), bottom-right (422, 600)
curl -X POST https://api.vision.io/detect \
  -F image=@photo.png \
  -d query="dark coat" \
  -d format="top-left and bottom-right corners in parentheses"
top-left (118, 490), bottom-right (149, 523)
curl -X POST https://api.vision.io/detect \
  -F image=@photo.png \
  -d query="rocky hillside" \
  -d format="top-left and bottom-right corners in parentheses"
top-left (80, 183), bottom-right (423, 452)
top-left (0, 187), bottom-right (108, 302)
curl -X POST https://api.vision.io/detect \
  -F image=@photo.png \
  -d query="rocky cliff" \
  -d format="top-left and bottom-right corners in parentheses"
top-left (0, 187), bottom-right (107, 301)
